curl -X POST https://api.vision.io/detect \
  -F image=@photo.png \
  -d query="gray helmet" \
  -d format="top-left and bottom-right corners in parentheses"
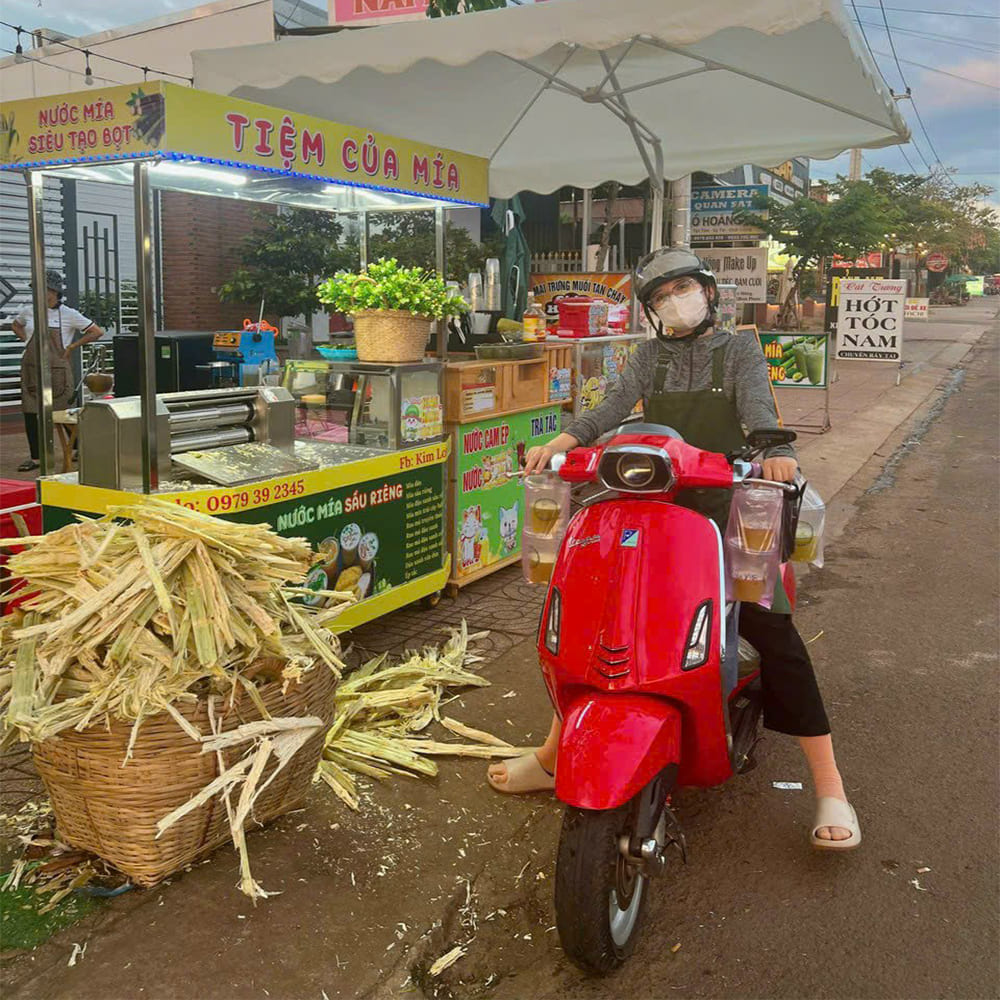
top-left (634, 247), bottom-right (718, 338)
top-left (634, 247), bottom-right (717, 307)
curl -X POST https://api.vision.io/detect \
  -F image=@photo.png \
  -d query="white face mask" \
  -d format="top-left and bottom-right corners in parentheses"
top-left (655, 288), bottom-right (709, 334)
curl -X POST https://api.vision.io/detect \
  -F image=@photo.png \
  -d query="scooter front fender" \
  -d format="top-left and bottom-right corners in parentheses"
top-left (555, 693), bottom-right (682, 811)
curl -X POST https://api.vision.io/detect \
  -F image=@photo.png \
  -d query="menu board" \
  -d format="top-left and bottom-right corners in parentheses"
top-left (452, 406), bottom-right (560, 578)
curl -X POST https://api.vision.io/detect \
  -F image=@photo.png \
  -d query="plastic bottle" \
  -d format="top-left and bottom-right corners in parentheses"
top-left (522, 293), bottom-right (548, 343)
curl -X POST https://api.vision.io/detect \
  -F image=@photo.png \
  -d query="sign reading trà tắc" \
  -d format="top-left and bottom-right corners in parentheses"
top-left (834, 279), bottom-right (906, 363)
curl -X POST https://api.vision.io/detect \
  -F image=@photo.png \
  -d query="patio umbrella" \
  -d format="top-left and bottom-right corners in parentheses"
top-left (491, 196), bottom-right (530, 321)
top-left (194, 0), bottom-right (909, 244)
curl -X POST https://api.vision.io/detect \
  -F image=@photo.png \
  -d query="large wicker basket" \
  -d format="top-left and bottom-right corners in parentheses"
top-left (352, 309), bottom-right (432, 362)
top-left (32, 664), bottom-right (337, 887)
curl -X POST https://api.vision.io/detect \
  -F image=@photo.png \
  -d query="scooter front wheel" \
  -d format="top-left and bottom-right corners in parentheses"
top-left (554, 802), bottom-right (648, 974)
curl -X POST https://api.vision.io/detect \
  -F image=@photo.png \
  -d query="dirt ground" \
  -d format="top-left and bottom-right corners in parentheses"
top-left (1, 310), bottom-right (997, 1000)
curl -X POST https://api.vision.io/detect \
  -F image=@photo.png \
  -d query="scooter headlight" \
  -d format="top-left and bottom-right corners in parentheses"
top-left (544, 588), bottom-right (561, 655)
top-left (598, 446), bottom-right (674, 493)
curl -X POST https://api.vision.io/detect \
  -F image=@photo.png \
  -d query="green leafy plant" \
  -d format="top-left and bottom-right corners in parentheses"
top-left (318, 259), bottom-right (468, 319)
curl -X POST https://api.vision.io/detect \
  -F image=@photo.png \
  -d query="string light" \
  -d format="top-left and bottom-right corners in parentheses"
top-left (0, 20), bottom-right (194, 84)
top-left (84, 49), bottom-right (94, 86)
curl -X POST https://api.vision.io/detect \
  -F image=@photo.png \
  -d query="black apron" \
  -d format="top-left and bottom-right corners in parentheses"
top-left (644, 338), bottom-right (791, 614)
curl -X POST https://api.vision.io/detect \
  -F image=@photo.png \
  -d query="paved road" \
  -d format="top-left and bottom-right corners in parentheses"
top-left (464, 313), bottom-right (999, 1000)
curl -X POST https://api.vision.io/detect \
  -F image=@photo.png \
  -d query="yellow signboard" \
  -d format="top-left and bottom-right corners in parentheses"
top-left (0, 82), bottom-right (489, 206)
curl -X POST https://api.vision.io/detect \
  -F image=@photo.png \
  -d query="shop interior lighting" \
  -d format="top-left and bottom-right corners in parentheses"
top-left (151, 160), bottom-right (248, 186)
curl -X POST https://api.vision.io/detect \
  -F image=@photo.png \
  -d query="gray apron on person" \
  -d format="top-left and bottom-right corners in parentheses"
top-left (20, 324), bottom-right (74, 414)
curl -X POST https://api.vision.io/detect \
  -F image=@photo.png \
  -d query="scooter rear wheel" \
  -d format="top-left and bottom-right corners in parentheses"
top-left (554, 801), bottom-right (648, 974)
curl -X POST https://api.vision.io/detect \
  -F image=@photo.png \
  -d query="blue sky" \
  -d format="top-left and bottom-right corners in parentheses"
top-left (2, 0), bottom-right (998, 202)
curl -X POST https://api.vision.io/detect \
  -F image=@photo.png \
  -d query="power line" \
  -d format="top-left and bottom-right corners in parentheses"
top-left (850, 0), bottom-right (881, 66)
top-left (0, 20), bottom-right (193, 82)
top-left (852, 4), bottom-right (1000, 18)
top-left (877, 0), bottom-right (911, 91)
top-left (857, 19), bottom-right (1000, 55)
top-left (870, 51), bottom-right (1000, 89)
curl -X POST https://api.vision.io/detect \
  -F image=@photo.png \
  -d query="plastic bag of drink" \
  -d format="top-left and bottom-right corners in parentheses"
top-left (522, 473), bottom-right (570, 585)
top-left (791, 482), bottom-right (826, 568)
top-left (724, 483), bottom-right (784, 609)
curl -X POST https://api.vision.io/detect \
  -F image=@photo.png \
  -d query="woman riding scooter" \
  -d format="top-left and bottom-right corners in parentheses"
top-left (489, 247), bottom-right (860, 850)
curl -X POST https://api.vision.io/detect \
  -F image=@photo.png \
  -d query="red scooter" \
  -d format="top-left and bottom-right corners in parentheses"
top-left (537, 423), bottom-right (798, 973)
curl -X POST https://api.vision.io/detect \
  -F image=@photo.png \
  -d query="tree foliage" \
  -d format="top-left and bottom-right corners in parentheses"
top-left (368, 212), bottom-right (503, 282)
top-left (218, 208), bottom-right (357, 319)
top-left (738, 169), bottom-right (1000, 327)
top-left (427, 0), bottom-right (506, 15)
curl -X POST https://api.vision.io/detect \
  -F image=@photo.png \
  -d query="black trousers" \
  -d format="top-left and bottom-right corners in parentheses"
top-left (23, 412), bottom-right (39, 461)
top-left (738, 603), bottom-right (831, 737)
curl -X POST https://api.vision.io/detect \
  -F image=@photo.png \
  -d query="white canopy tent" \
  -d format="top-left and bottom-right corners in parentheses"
top-left (193, 0), bottom-right (909, 243)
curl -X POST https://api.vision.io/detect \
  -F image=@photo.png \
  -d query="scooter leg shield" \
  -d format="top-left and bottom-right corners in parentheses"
top-left (555, 694), bottom-right (682, 811)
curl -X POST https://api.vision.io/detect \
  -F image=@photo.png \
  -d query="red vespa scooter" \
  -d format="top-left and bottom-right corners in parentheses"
top-left (535, 422), bottom-right (798, 974)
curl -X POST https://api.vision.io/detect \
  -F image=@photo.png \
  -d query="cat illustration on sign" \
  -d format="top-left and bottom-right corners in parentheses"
top-left (459, 505), bottom-right (484, 570)
top-left (499, 501), bottom-right (519, 554)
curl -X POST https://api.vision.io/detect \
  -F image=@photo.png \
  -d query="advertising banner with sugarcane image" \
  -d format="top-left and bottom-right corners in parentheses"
top-left (758, 333), bottom-right (829, 389)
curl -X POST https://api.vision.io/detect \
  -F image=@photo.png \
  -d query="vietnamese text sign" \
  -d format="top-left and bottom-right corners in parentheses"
top-left (690, 185), bottom-right (768, 241)
top-left (759, 333), bottom-right (828, 388)
top-left (333, 0), bottom-right (428, 23)
top-left (835, 279), bottom-right (906, 362)
top-left (452, 407), bottom-right (560, 578)
top-left (530, 272), bottom-right (632, 327)
top-left (0, 83), bottom-right (490, 206)
top-left (904, 298), bottom-right (929, 320)
top-left (825, 267), bottom-right (888, 332)
top-left (698, 248), bottom-right (768, 304)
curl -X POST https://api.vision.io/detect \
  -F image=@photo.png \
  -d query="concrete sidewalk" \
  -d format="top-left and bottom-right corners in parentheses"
top-left (778, 299), bottom-right (998, 503)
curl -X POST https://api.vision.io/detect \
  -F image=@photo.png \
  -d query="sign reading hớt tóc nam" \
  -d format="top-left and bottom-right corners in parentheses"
top-left (834, 279), bottom-right (906, 362)
top-left (697, 249), bottom-right (767, 304)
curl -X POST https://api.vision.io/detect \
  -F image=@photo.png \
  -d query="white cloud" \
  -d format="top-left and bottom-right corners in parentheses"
top-left (917, 57), bottom-right (1000, 110)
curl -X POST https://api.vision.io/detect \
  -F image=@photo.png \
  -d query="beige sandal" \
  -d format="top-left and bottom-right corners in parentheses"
top-left (487, 753), bottom-right (555, 794)
top-left (810, 797), bottom-right (862, 851)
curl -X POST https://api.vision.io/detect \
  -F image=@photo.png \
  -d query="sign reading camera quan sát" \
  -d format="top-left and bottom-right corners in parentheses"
top-left (834, 279), bottom-right (906, 363)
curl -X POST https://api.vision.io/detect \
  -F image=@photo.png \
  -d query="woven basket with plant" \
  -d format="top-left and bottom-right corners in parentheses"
top-left (318, 258), bottom-right (467, 363)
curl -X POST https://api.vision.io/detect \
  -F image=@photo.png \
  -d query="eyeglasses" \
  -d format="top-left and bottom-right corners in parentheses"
top-left (651, 277), bottom-right (701, 308)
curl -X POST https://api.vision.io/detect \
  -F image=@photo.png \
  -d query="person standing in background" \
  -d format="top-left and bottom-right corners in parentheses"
top-left (12, 270), bottom-right (103, 472)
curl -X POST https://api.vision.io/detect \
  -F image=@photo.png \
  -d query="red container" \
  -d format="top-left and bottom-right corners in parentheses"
top-left (556, 298), bottom-right (609, 338)
top-left (1, 479), bottom-right (41, 614)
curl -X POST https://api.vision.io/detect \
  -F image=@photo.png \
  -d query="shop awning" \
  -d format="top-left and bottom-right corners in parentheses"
top-left (192, 0), bottom-right (910, 199)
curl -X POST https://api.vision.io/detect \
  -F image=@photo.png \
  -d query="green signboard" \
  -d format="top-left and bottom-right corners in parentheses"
top-left (41, 445), bottom-right (448, 623)
top-left (759, 333), bottom-right (829, 389)
top-left (452, 406), bottom-right (560, 578)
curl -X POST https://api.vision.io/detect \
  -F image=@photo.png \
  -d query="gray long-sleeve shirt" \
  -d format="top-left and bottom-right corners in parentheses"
top-left (565, 330), bottom-right (795, 459)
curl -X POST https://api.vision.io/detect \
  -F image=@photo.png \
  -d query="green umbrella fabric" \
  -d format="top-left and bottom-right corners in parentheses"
top-left (491, 196), bottom-right (530, 321)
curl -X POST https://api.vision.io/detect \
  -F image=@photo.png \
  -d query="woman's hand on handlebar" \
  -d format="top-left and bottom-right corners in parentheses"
top-left (522, 433), bottom-right (580, 475)
top-left (762, 456), bottom-right (798, 483)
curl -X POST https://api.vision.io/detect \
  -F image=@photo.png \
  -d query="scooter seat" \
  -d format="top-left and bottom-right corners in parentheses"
top-left (738, 637), bottom-right (761, 679)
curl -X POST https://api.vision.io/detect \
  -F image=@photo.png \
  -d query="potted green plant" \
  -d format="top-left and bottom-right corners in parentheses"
top-left (317, 258), bottom-right (467, 363)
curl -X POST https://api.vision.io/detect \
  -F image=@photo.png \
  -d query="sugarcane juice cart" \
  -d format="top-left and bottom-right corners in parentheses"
top-left (0, 82), bottom-right (490, 629)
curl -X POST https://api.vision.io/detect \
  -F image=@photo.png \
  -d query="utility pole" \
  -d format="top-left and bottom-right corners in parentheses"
top-left (849, 148), bottom-right (862, 181)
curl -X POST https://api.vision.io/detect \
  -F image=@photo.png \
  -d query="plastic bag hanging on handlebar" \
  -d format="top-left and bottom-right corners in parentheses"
top-left (724, 483), bottom-right (785, 609)
top-left (791, 481), bottom-right (825, 568)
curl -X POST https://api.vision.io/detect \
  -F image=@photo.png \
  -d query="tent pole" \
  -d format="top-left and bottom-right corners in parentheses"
top-left (435, 206), bottom-right (448, 360)
top-left (670, 175), bottom-right (691, 247)
top-left (650, 184), bottom-right (664, 253)
top-left (359, 210), bottom-right (369, 269)
top-left (581, 188), bottom-right (592, 271)
top-left (25, 170), bottom-right (54, 477)
top-left (133, 162), bottom-right (159, 494)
